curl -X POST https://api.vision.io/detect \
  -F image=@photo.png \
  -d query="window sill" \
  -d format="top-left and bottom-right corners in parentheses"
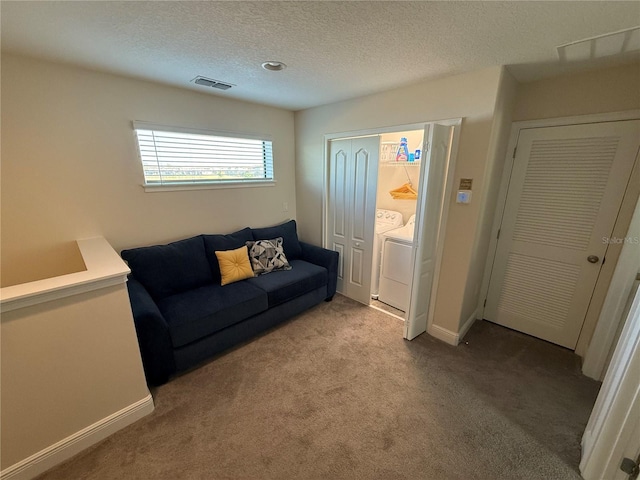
top-left (142, 180), bottom-right (276, 192)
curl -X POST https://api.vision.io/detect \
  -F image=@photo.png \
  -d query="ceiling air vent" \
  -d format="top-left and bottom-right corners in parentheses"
top-left (192, 76), bottom-right (234, 90)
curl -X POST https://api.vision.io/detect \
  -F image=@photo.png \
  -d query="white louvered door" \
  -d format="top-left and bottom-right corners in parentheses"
top-left (485, 120), bottom-right (640, 349)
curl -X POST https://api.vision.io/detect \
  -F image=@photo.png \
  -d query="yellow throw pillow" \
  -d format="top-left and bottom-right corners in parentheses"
top-left (215, 246), bottom-right (255, 286)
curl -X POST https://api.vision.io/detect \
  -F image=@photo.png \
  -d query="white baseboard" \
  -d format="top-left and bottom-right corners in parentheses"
top-left (428, 308), bottom-right (479, 346)
top-left (1, 393), bottom-right (154, 480)
top-left (458, 308), bottom-right (479, 343)
top-left (427, 323), bottom-right (459, 346)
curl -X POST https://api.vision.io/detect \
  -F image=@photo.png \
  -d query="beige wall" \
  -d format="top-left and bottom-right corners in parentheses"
top-left (460, 63), bottom-right (639, 331)
top-left (460, 68), bottom-right (519, 327)
top-left (1, 283), bottom-right (149, 469)
top-left (295, 67), bottom-right (503, 333)
top-left (512, 62), bottom-right (640, 121)
top-left (1, 54), bottom-right (296, 286)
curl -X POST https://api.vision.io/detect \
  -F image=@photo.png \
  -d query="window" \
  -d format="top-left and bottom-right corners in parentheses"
top-left (133, 122), bottom-right (274, 189)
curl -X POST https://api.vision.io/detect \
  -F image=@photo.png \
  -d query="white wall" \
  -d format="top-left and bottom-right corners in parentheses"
top-left (295, 67), bottom-right (503, 335)
top-left (1, 54), bottom-right (296, 286)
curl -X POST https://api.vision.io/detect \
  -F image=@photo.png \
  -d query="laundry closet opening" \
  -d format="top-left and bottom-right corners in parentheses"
top-left (373, 130), bottom-right (423, 316)
top-left (325, 121), bottom-right (459, 340)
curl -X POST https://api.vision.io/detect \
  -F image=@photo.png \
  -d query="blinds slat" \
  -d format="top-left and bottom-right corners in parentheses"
top-left (134, 126), bottom-right (274, 186)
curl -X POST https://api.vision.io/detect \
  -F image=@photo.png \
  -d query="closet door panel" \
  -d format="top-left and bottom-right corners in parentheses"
top-left (328, 136), bottom-right (379, 305)
top-left (350, 248), bottom-right (364, 286)
top-left (352, 147), bottom-right (369, 242)
top-left (405, 124), bottom-right (452, 340)
top-left (328, 140), bottom-right (352, 295)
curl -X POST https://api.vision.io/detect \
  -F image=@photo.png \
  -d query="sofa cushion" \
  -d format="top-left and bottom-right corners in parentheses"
top-left (121, 236), bottom-right (212, 300)
top-left (246, 237), bottom-right (292, 275)
top-left (203, 227), bottom-right (254, 282)
top-left (251, 220), bottom-right (302, 260)
top-left (216, 246), bottom-right (255, 286)
top-left (246, 259), bottom-right (327, 308)
top-left (157, 282), bottom-right (268, 348)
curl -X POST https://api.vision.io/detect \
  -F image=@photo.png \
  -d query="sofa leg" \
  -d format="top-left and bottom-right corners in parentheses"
top-left (325, 296), bottom-right (334, 302)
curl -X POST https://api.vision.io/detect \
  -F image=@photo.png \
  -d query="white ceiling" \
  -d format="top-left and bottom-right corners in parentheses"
top-left (2, 1), bottom-right (639, 111)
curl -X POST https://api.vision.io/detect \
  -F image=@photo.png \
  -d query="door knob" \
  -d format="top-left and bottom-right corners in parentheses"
top-left (355, 242), bottom-right (361, 247)
top-left (587, 255), bottom-right (600, 264)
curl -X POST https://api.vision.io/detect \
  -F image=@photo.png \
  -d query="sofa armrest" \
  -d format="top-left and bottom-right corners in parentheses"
top-left (126, 276), bottom-right (176, 385)
top-left (300, 242), bottom-right (339, 300)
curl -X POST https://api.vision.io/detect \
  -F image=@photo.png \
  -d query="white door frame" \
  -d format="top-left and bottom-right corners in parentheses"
top-left (582, 194), bottom-right (640, 380)
top-left (478, 110), bottom-right (640, 356)
top-left (322, 118), bottom-right (461, 334)
top-left (580, 286), bottom-right (640, 480)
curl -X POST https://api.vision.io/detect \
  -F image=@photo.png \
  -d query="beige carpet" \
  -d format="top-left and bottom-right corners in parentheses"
top-left (36, 294), bottom-right (600, 480)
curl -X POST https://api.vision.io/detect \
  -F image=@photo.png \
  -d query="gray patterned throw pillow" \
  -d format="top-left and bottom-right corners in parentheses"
top-left (246, 237), bottom-right (292, 275)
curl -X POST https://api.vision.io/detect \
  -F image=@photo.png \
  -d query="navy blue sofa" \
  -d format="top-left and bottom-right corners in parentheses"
top-left (121, 220), bottom-right (338, 386)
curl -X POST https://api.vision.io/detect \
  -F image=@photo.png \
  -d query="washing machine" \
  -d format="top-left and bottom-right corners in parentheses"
top-left (378, 215), bottom-right (416, 311)
top-left (371, 209), bottom-right (403, 299)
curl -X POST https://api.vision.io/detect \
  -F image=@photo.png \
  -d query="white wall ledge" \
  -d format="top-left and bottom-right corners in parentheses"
top-left (1, 237), bottom-right (130, 313)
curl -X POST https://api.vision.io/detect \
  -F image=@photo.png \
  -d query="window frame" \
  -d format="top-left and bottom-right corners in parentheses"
top-left (132, 121), bottom-right (276, 192)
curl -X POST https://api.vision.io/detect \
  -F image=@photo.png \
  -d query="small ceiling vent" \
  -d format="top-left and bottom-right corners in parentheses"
top-left (191, 76), bottom-right (234, 90)
top-left (557, 27), bottom-right (640, 62)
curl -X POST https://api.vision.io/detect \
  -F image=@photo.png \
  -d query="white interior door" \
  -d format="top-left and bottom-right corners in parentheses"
top-left (485, 120), bottom-right (640, 349)
top-left (328, 136), bottom-right (379, 304)
top-left (611, 414), bottom-right (640, 480)
top-left (580, 287), bottom-right (640, 480)
top-left (405, 124), bottom-right (453, 340)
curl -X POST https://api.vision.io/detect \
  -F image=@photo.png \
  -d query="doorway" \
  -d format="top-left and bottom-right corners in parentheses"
top-left (324, 121), bottom-right (459, 340)
top-left (374, 129), bottom-right (424, 315)
top-left (483, 119), bottom-right (640, 349)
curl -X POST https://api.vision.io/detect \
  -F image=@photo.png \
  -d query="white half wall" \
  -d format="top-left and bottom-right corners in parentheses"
top-left (1, 238), bottom-right (152, 477)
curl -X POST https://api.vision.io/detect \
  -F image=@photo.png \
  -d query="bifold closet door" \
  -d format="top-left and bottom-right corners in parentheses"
top-left (328, 136), bottom-right (379, 305)
top-left (485, 120), bottom-right (640, 349)
top-left (405, 124), bottom-right (453, 340)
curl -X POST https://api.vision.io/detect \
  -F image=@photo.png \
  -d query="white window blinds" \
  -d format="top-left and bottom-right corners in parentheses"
top-left (133, 122), bottom-right (274, 187)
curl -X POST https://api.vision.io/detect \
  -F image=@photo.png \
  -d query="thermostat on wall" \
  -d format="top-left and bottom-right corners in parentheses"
top-left (456, 190), bottom-right (472, 204)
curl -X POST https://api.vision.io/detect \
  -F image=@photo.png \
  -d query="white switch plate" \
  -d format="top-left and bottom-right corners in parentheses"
top-left (456, 191), bottom-right (472, 204)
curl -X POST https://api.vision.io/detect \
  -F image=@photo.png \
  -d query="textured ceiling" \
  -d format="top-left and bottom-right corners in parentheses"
top-left (2, 1), bottom-right (639, 110)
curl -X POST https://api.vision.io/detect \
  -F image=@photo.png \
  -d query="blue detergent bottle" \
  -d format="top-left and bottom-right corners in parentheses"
top-left (396, 137), bottom-right (409, 162)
